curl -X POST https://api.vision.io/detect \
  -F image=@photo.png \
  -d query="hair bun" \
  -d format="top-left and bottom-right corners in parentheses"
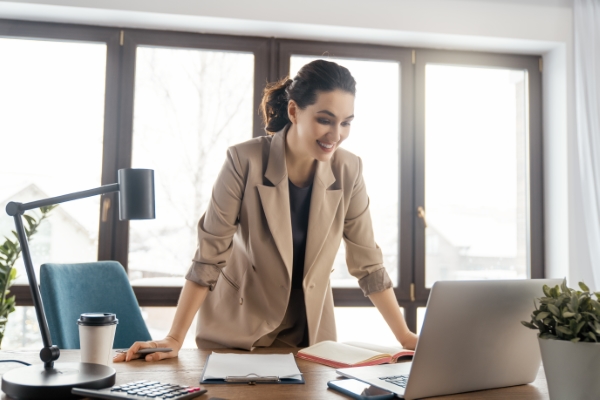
top-left (260, 77), bottom-right (293, 134)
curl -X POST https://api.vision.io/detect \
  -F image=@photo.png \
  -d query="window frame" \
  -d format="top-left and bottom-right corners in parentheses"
top-left (413, 49), bottom-right (544, 303)
top-left (2, 19), bottom-right (544, 334)
top-left (0, 17), bottom-right (121, 302)
top-left (107, 28), bottom-right (271, 274)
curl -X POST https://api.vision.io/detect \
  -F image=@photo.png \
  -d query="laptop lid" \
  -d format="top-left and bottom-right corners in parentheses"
top-left (339, 279), bottom-right (560, 399)
top-left (405, 279), bottom-right (560, 399)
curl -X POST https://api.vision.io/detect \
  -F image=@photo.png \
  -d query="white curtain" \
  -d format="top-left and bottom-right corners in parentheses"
top-left (574, 0), bottom-right (600, 289)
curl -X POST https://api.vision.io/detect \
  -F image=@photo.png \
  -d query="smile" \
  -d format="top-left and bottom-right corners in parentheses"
top-left (317, 140), bottom-right (334, 149)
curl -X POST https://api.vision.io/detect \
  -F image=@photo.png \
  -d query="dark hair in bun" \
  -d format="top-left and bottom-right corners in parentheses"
top-left (260, 59), bottom-right (356, 134)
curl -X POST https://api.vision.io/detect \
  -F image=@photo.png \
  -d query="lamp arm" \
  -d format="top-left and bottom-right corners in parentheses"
top-left (6, 183), bottom-right (120, 215)
top-left (5, 182), bottom-right (119, 369)
top-left (12, 214), bottom-right (59, 368)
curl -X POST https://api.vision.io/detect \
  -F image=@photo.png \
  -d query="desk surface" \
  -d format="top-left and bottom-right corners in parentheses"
top-left (1, 348), bottom-right (549, 399)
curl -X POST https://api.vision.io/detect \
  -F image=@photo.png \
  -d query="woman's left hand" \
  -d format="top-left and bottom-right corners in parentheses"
top-left (368, 288), bottom-right (419, 350)
top-left (399, 331), bottom-right (418, 350)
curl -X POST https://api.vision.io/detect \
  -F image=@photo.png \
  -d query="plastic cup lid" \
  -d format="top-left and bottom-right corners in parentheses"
top-left (77, 313), bottom-right (118, 326)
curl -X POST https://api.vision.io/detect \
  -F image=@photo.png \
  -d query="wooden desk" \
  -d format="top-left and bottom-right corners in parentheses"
top-left (1, 348), bottom-right (549, 399)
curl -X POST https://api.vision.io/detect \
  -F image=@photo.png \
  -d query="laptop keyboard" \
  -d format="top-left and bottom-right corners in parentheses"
top-left (379, 374), bottom-right (409, 388)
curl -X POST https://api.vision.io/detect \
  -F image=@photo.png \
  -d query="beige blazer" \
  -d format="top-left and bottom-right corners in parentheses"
top-left (186, 127), bottom-right (392, 350)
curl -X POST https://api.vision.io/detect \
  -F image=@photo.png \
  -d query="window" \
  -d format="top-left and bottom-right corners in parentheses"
top-left (0, 36), bottom-right (107, 281)
top-left (289, 55), bottom-right (401, 288)
top-left (424, 65), bottom-right (528, 286)
top-left (2, 20), bottom-right (542, 339)
top-left (413, 50), bottom-right (543, 303)
top-left (129, 46), bottom-right (255, 283)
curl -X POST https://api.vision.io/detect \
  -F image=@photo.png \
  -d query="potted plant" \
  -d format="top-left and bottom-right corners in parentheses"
top-left (0, 205), bottom-right (55, 348)
top-left (522, 278), bottom-right (600, 399)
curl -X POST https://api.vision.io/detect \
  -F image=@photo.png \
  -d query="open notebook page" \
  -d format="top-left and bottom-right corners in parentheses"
top-left (343, 342), bottom-right (407, 356)
top-left (203, 353), bottom-right (302, 379)
top-left (299, 341), bottom-right (390, 364)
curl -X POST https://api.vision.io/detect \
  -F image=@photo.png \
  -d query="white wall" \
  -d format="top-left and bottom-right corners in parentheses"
top-left (0, 0), bottom-right (576, 281)
top-left (0, 0), bottom-right (572, 52)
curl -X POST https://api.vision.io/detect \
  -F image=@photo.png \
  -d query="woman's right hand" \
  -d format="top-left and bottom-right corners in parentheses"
top-left (114, 281), bottom-right (208, 363)
top-left (113, 336), bottom-right (182, 363)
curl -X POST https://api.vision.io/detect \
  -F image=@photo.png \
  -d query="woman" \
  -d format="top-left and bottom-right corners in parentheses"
top-left (115, 60), bottom-right (418, 363)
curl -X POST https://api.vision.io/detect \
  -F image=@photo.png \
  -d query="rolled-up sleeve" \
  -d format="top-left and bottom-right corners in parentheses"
top-left (185, 147), bottom-right (245, 290)
top-left (344, 157), bottom-right (393, 296)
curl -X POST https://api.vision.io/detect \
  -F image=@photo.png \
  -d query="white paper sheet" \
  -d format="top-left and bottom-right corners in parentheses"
top-left (203, 353), bottom-right (302, 380)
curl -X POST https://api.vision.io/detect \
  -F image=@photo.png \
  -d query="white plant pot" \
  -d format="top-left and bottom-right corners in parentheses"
top-left (539, 337), bottom-right (600, 400)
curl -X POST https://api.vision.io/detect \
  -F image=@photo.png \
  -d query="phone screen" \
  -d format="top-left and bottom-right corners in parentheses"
top-left (329, 379), bottom-right (393, 397)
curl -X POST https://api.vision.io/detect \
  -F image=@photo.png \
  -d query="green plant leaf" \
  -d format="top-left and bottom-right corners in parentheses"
top-left (561, 279), bottom-right (570, 294)
top-left (556, 326), bottom-right (573, 336)
top-left (585, 331), bottom-right (596, 341)
top-left (580, 282), bottom-right (591, 292)
top-left (5, 240), bottom-right (17, 253)
top-left (521, 321), bottom-right (537, 329)
top-left (591, 299), bottom-right (600, 316)
top-left (540, 332), bottom-right (558, 340)
top-left (548, 303), bottom-right (561, 317)
top-left (583, 312), bottom-right (598, 321)
top-left (39, 204), bottom-right (57, 214)
top-left (22, 214), bottom-right (36, 231)
top-left (543, 285), bottom-right (551, 297)
top-left (575, 320), bottom-right (586, 335)
top-left (536, 311), bottom-right (550, 321)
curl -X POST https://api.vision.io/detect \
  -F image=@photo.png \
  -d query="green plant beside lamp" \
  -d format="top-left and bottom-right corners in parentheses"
top-left (522, 279), bottom-right (600, 399)
top-left (0, 206), bottom-right (54, 348)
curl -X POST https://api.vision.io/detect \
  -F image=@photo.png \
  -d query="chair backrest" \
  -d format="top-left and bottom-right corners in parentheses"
top-left (40, 261), bottom-right (152, 349)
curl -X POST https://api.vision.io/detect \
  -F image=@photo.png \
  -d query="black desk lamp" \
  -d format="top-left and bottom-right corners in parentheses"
top-left (1, 169), bottom-right (155, 400)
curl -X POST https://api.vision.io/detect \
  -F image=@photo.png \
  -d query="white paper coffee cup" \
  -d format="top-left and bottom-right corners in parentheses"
top-left (78, 313), bottom-right (118, 366)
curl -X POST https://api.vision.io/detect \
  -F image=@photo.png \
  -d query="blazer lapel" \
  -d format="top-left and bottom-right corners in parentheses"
top-left (304, 159), bottom-right (343, 281)
top-left (256, 129), bottom-right (294, 280)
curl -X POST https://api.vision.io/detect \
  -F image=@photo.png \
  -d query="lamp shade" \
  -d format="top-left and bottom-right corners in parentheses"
top-left (118, 169), bottom-right (155, 220)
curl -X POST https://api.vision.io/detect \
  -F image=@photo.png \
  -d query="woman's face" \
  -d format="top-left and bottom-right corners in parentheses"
top-left (288, 89), bottom-right (355, 162)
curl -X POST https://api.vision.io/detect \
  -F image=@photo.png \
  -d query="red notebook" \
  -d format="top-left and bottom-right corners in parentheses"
top-left (296, 340), bottom-right (414, 369)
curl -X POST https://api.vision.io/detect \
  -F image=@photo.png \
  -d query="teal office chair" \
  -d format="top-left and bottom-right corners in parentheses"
top-left (40, 261), bottom-right (152, 349)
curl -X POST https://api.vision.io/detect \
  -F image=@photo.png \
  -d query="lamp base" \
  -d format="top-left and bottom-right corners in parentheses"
top-left (1, 362), bottom-right (115, 399)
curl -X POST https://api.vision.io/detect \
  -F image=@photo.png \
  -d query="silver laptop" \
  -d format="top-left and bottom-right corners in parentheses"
top-left (337, 279), bottom-right (560, 399)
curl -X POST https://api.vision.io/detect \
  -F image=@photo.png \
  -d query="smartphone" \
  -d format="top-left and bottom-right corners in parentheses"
top-left (116, 348), bottom-right (172, 355)
top-left (327, 379), bottom-right (395, 400)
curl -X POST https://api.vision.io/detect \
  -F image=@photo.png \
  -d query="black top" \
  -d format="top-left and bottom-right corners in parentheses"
top-left (288, 179), bottom-right (313, 290)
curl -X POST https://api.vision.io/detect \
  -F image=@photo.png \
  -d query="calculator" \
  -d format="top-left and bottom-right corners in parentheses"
top-left (71, 380), bottom-right (207, 400)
